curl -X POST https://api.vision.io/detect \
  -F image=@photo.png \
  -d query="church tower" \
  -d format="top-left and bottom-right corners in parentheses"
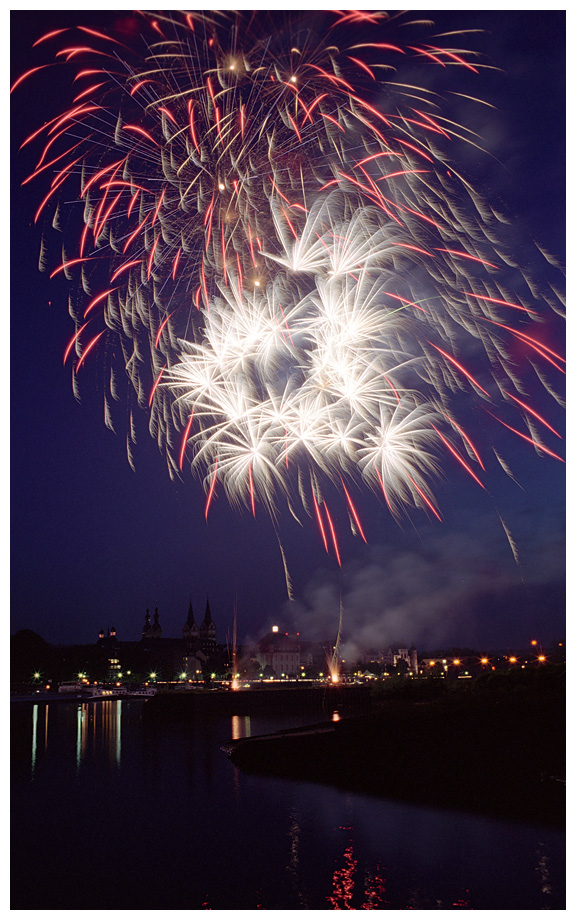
top-left (142, 608), bottom-right (154, 640)
top-left (199, 598), bottom-right (217, 657)
top-left (182, 600), bottom-right (199, 652)
top-left (151, 606), bottom-right (162, 639)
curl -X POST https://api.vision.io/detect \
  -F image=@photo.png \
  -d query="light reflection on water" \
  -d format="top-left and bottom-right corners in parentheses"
top-left (11, 700), bottom-right (565, 910)
top-left (31, 704), bottom-right (38, 774)
top-left (231, 714), bottom-right (251, 740)
top-left (29, 700), bottom-right (124, 775)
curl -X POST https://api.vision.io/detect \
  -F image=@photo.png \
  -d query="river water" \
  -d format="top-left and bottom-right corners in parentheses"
top-left (11, 698), bottom-right (565, 909)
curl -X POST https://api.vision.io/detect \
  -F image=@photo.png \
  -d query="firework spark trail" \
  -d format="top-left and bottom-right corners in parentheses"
top-left (14, 10), bottom-right (564, 563)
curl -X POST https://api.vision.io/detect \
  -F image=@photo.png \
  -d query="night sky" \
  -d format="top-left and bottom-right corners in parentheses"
top-left (10, 10), bottom-right (565, 652)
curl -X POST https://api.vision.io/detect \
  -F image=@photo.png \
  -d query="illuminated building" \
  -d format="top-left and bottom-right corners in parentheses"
top-left (255, 628), bottom-right (301, 677)
top-left (379, 646), bottom-right (419, 674)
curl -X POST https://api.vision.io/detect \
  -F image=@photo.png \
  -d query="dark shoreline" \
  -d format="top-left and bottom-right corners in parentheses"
top-left (232, 691), bottom-right (564, 828)
top-left (145, 668), bottom-right (565, 829)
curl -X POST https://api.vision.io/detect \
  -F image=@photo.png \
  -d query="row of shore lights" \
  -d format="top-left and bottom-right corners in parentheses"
top-left (34, 638), bottom-right (558, 685)
top-left (426, 647), bottom-right (549, 671)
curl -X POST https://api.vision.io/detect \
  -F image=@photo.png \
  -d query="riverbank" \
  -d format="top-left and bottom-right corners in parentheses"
top-left (143, 681), bottom-right (373, 719)
top-left (225, 668), bottom-right (565, 828)
top-left (11, 689), bottom-right (156, 703)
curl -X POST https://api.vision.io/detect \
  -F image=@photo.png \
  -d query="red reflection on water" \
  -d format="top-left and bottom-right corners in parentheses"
top-left (327, 843), bottom-right (357, 909)
top-left (201, 837), bottom-right (474, 909)
top-left (452, 890), bottom-right (472, 908)
top-left (327, 840), bottom-right (389, 909)
top-left (361, 863), bottom-right (387, 909)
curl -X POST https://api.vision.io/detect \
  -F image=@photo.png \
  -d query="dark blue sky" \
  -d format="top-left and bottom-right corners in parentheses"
top-left (11, 11), bottom-right (565, 651)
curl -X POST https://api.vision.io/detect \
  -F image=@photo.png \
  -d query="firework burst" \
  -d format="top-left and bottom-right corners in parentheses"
top-left (13, 10), bottom-right (565, 567)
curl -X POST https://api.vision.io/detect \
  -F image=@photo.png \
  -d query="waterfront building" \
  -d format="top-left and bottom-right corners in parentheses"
top-left (255, 626), bottom-right (301, 678)
top-left (379, 646), bottom-right (419, 674)
top-left (96, 626), bottom-right (123, 680)
top-left (94, 600), bottom-right (221, 680)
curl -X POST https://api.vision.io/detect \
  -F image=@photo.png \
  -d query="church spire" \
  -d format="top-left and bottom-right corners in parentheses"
top-left (202, 597), bottom-right (213, 627)
top-left (183, 599), bottom-right (199, 642)
top-left (142, 608), bottom-right (153, 640)
top-left (200, 597), bottom-right (217, 655)
top-left (151, 606), bottom-right (162, 638)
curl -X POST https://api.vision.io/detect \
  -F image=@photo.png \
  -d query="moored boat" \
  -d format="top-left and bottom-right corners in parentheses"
top-left (58, 680), bottom-right (91, 695)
